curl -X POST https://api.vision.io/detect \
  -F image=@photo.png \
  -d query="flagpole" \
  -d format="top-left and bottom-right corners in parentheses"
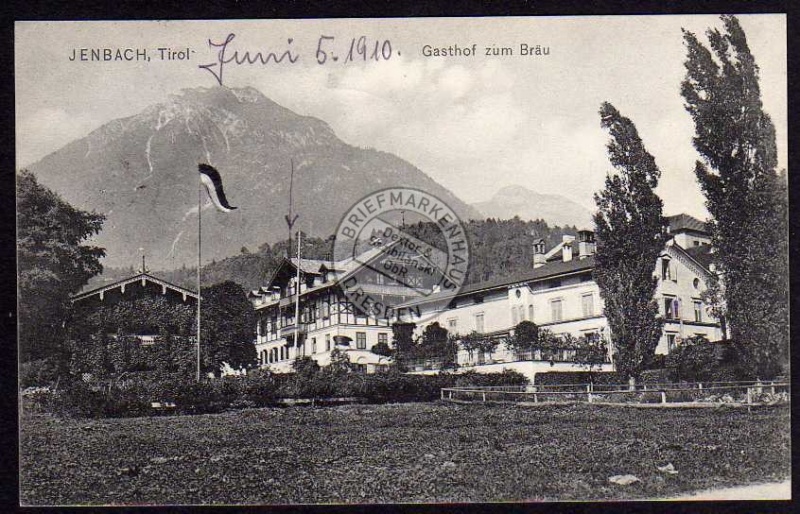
top-left (196, 178), bottom-right (202, 383)
top-left (295, 229), bottom-right (302, 357)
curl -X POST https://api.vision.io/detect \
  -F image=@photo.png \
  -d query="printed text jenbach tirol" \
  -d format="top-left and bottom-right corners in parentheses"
top-left (68, 47), bottom-right (194, 62)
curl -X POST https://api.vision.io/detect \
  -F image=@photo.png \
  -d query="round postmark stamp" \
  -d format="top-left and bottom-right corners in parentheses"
top-left (333, 187), bottom-right (470, 325)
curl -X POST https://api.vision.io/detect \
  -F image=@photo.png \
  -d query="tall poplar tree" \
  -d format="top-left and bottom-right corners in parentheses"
top-left (593, 102), bottom-right (667, 379)
top-left (682, 15), bottom-right (788, 379)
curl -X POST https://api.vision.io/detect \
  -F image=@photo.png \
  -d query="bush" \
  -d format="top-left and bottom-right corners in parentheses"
top-left (454, 369), bottom-right (528, 387)
top-left (41, 380), bottom-right (151, 418)
top-left (533, 371), bottom-right (624, 387)
top-left (639, 368), bottom-right (670, 385)
top-left (360, 371), bottom-right (455, 403)
top-left (30, 365), bottom-right (541, 418)
top-left (19, 358), bottom-right (62, 388)
top-left (665, 337), bottom-right (718, 382)
top-left (646, 354), bottom-right (667, 370)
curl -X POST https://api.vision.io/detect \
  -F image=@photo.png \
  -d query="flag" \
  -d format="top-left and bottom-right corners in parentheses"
top-left (198, 163), bottom-right (237, 212)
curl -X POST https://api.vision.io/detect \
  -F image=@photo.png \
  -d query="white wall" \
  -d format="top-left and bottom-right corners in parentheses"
top-left (654, 245), bottom-right (722, 354)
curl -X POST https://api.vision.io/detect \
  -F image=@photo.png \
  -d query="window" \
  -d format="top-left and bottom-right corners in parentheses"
top-left (511, 307), bottom-right (519, 325)
top-left (376, 273), bottom-right (385, 285)
top-left (311, 337), bottom-right (317, 354)
top-left (550, 299), bottom-right (563, 322)
top-left (666, 334), bottom-right (677, 352)
top-left (325, 334), bottom-right (331, 352)
top-left (356, 332), bottom-right (367, 349)
top-left (378, 333), bottom-right (388, 345)
top-left (664, 296), bottom-right (679, 320)
top-left (661, 258), bottom-right (671, 280)
top-left (694, 300), bottom-right (702, 322)
top-left (581, 294), bottom-right (594, 317)
top-left (693, 278), bottom-right (700, 290)
top-left (528, 304), bottom-right (534, 322)
top-left (475, 313), bottom-right (485, 333)
top-left (448, 318), bottom-right (458, 331)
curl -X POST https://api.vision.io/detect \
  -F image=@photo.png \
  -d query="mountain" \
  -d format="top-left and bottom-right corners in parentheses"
top-left (471, 185), bottom-right (593, 228)
top-left (27, 86), bottom-right (482, 270)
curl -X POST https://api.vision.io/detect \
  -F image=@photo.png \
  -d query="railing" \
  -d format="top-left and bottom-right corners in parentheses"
top-left (440, 381), bottom-right (790, 406)
top-left (400, 357), bottom-right (452, 371)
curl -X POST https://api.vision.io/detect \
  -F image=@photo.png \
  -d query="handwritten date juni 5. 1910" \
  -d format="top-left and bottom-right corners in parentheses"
top-left (199, 33), bottom-right (396, 86)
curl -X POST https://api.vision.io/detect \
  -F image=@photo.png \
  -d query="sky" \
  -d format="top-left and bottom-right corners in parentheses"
top-left (15, 15), bottom-right (787, 220)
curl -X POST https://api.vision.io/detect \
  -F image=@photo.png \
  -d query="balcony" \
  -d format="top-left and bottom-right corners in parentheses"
top-left (279, 323), bottom-right (307, 339)
top-left (279, 295), bottom-right (298, 308)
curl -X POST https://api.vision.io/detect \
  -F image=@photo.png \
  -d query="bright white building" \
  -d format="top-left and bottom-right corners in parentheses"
top-left (250, 214), bottom-right (722, 378)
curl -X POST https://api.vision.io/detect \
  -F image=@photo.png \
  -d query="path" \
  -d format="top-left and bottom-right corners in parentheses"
top-left (658, 480), bottom-right (790, 501)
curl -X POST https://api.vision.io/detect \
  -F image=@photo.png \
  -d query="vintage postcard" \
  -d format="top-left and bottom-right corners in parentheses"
top-left (16, 16), bottom-right (789, 505)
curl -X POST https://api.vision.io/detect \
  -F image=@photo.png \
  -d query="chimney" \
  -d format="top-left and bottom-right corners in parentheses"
top-left (562, 235), bottom-right (575, 262)
top-left (577, 230), bottom-right (596, 259)
top-left (533, 238), bottom-right (546, 268)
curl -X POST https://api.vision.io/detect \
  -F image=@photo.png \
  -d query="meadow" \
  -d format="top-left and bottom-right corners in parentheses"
top-left (20, 402), bottom-right (790, 505)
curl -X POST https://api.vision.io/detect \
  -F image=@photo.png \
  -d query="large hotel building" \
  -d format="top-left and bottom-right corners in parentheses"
top-left (250, 214), bottom-right (722, 378)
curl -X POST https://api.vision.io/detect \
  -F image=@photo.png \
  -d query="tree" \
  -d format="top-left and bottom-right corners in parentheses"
top-left (506, 320), bottom-right (539, 358)
top-left (200, 281), bottom-right (258, 374)
top-left (392, 322), bottom-right (417, 355)
top-left (370, 341), bottom-right (393, 357)
top-left (327, 348), bottom-right (354, 375)
top-left (17, 170), bottom-right (105, 364)
top-left (459, 331), bottom-right (499, 361)
top-left (593, 102), bottom-right (668, 379)
top-left (417, 322), bottom-right (458, 369)
top-left (573, 335), bottom-right (610, 383)
top-left (682, 15), bottom-right (789, 379)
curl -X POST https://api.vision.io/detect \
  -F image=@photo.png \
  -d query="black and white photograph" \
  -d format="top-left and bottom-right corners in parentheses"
top-left (15, 14), bottom-right (790, 505)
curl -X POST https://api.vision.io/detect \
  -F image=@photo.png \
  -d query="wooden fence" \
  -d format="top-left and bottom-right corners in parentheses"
top-left (440, 380), bottom-right (790, 406)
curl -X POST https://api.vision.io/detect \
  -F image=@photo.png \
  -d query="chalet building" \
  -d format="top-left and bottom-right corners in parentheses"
top-left (250, 244), bottom-right (438, 373)
top-left (250, 213), bottom-right (722, 377)
top-left (71, 263), bottom-right (198, 345)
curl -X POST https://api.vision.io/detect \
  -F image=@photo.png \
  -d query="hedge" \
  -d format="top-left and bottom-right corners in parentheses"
top-left (22, 368), bottom-right (529, 419)
top-left (533, 371), bottom-right (625, 387)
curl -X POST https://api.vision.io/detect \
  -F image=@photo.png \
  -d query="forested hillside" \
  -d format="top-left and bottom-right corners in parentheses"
top-left (86, 217), bottom-right (578, 293)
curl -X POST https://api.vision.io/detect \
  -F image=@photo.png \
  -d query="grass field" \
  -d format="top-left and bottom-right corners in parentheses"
top-left (20, 402), bottom-right (790, 505)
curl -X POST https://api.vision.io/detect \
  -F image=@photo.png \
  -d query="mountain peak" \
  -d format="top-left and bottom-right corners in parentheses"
top-left (28, 87), bottom-right (480, 270)
top-left (472, 184), bottom-right (593, 228)
top-left (492, 184), bottom-right (540, 201)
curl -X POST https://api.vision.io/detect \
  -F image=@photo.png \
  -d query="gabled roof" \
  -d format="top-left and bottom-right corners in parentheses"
top-left (71, 272), bottom-right (198, 303)
top-left (259, 241), bottom-right (402, 293)
top-left (683, 244), bottom-right (715, 271)
top-left (290, 258), bottom-right (330, 275)
top-left (667, 214), bottom-right (708, 234)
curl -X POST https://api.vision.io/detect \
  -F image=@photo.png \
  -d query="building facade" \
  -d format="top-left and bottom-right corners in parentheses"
top-left (250, 244), bottom-right (432, 373)
top-left (251, 214), bottom-right (722, 376)
top-left (71, 269), bottom-right (198, 345)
